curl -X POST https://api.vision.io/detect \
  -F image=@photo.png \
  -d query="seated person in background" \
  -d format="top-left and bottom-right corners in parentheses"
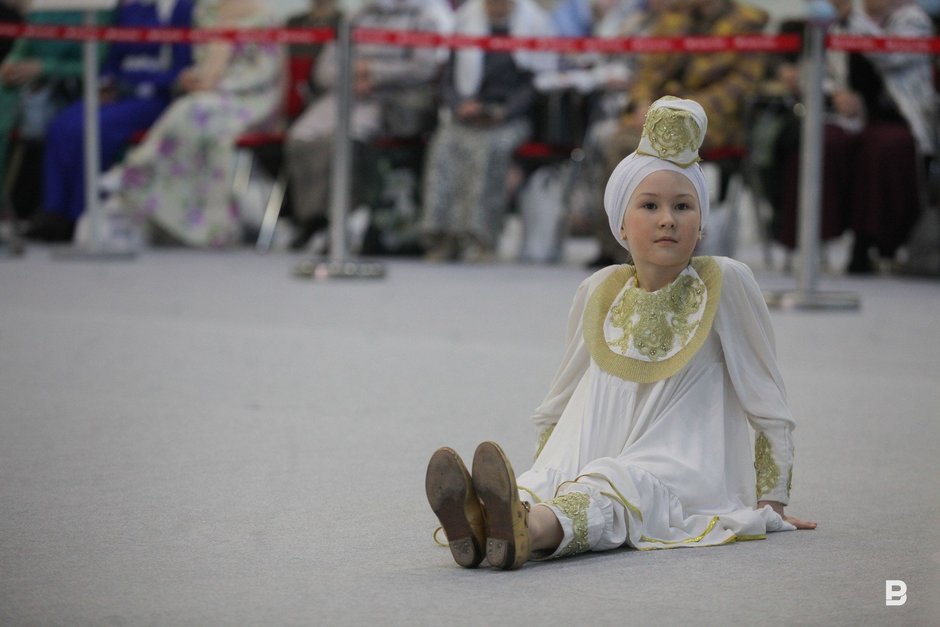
top-left (26, 0), bottom-right (194, 242)
top-left (550, 0), bottom-right (594, 36)
top-left (284, 0), bottom-right (454, 251)
top-left (804, 0), bottom-right (934, 274)
top-left (557, 0), bottom-right (679, 239)
top-left (0, 0), bottom-right (24, 62)
top-left (287, 0), bottom-right (341, 50)
top-left (420, 0), bottom-right (557, 262)
top-left (113, 0), bottom-right (283, 248)
top-left (2, 6), bottom-right (90, 233)
top-left (588, 0), bottom-right (768, 266)
top-left (285, 0), bottom-right (340, 99)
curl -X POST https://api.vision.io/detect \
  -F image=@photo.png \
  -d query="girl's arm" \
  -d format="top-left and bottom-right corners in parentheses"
top-left (714, 258), bottom-right (796, 505)
top-left (530, 270), bottom-right (608, 456)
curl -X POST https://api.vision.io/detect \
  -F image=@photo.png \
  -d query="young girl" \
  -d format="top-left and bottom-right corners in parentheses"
top-left (425, 96), bottom-right (816, 570)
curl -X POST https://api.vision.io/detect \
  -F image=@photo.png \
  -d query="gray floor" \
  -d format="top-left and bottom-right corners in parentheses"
top-left (1, 243), bottom-right (938, 626)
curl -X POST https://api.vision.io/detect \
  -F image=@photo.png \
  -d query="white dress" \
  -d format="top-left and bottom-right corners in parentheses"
top-left (517, 256), bottom-right (797, 557)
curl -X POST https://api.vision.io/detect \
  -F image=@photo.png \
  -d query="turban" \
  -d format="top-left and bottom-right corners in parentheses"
top-left (603, 96), bottom-right (710, 250)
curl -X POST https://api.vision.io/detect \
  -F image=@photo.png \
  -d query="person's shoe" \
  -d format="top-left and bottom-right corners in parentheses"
top-left (460, 236), bottom-right (495, 263)
top-left (23, 213), bottom-right (74, 242)
top-left (425, 447), bottom-right (486, 568)
top-left (472, 441), bottom-right (531, 570)
top-left (424, 234), bottom-right (459, 262)
top-left (846, 253), bottom-right (874, 275)
top-left (290, 215), bottom-right (329, 251)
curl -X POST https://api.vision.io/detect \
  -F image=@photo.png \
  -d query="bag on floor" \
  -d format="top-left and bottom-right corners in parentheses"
top-left (519, 163), bottom-right (571, 263)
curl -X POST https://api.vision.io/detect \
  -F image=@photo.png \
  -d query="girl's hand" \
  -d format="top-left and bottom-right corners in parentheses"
top-left (758, 500), bottom-right (817, 530)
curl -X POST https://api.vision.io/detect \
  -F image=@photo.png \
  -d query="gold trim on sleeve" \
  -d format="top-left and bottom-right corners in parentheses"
top-left (754, 432), bottom-right (781, 499)
top-left (547, 492), bottom-right (592, 558)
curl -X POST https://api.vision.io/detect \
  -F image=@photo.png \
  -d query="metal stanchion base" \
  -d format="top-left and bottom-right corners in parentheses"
top-left (52, 244), bottom-right (137, 261)
top-left (293, 258), bottom-right (386, 280)
top-left (764, 290), bottom-right (861, 311)
top-left (0, 236), bottom-right (26, 258)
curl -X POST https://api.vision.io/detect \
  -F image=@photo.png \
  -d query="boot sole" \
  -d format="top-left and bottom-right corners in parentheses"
top-left (472, 442), bottom-right (529, 570)
top-left (425, 447), bottom-right (484, 568)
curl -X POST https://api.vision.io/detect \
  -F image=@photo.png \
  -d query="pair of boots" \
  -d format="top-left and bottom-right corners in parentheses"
top-left (425, 441), bottom-right (530, 570)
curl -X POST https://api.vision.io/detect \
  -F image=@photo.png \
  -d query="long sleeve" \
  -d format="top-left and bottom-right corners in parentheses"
top-left (713, 258), bottom-right (795, 505)
top-left (530, 272), bottom-right (606, 433)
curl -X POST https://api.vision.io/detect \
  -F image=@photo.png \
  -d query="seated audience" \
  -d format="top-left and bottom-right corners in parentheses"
top-left (26, 0), bottom-right (194, 242)
top-left (775, 0), bottom-right (937, 274)
top-left (1, 6), bottom-right (88, 231)
top-left (284, 0), bottom-right (454, 251)
top-left (113, 0), bottom-right (283, 248)
top-left (420, 0), bottom-right (557, 262)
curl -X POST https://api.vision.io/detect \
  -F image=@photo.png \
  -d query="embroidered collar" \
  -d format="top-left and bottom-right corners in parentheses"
top-left (583, 257), bottom-right (722, 383)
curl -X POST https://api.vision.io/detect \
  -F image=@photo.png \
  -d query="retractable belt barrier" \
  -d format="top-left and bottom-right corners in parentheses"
top-left (2, 21), bottom-right (935, 283)
top-left (2, 22), bottom-right (939, 54)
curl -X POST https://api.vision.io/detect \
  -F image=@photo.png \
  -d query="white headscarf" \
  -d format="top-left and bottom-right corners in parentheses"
top-left (453, 0), bottom-right (558, 98)
top-left (603, 96), bottom-right (710, 251)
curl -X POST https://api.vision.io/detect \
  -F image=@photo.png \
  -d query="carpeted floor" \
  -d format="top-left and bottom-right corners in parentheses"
top-left (1, 245), bottom-right (938, 626)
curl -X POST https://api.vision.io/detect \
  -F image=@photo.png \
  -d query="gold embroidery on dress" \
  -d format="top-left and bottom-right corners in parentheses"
top-left (641, 102), bottom-right (703, 162)
top-left (608, 274), bottom-right (705, 360)
top-left (549, 492), bottom-right (591, 558)
top-left (583, 257), bottom-right (722, 384)
top-left (754, 432), bottom-right (780, 499)
top-left (558, 472), bottom-right (644, 520)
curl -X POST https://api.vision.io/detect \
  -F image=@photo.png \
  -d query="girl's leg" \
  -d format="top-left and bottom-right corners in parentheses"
top-left (529, 503), bottom-right (563, 553)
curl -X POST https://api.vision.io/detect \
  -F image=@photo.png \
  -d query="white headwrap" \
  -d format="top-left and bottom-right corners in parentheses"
top-left (453, 0), bottom-right (558, 98)
top-left (603, 96), bottom-right (710, 250)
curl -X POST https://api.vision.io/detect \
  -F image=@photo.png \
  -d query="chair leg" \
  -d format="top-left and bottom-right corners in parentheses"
top-left (232, 149), bottom-right (254, 202)
top-left (256, 170), bottom-right (287, 254)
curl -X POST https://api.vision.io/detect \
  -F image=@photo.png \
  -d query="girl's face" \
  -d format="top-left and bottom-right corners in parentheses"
top-left (619, 170), bottom-right (701, 275)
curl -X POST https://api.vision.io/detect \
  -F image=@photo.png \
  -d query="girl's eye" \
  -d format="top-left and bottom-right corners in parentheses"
top-left (641, 202), bottom-right (657, 210)
top-left (676, 203), bottom-right (691, 211)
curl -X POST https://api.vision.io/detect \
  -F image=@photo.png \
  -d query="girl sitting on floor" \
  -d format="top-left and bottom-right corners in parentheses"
top-left (425, 95), bottom-right (816, 570)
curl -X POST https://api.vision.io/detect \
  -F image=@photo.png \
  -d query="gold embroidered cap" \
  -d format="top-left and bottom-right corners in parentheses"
top-left (635, 96), bottom-right (707, 168)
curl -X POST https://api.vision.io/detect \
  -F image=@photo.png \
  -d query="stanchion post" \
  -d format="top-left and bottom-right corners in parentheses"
top-left (796, 17), bottom-right (824, 296)
top-left (83, 9), bottom-right (101, 252)
top-left (53, 9), bottom-right (134, 261)
top-left (329, 15), bottom-right (353, 265)
top-left (765, 0), bottom-right (858, 311)
top-left (294, 17), bottom-right (384, 280)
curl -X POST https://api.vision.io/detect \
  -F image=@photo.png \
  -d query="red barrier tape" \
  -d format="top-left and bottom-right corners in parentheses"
top-left (1, 23), bottom-right (938, 54)
top-left (0, 23), bottom-right (803, 53)
top-left (827, 34), bottom-right (940, 54)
